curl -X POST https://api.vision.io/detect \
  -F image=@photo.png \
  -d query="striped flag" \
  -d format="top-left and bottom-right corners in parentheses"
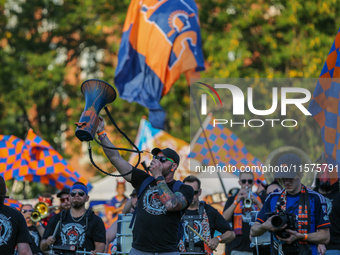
top-left (129, 117), bottom-right (190, 180)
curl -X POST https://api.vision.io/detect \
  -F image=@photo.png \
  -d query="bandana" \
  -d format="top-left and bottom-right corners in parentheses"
top-left (71, 184), bottom-right (88, 195)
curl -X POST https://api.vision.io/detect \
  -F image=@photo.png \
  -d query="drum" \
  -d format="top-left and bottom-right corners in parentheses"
top-left (117, 214), bottom-right (133, 255)
top-left (249, 211), bottom-right (271, 247)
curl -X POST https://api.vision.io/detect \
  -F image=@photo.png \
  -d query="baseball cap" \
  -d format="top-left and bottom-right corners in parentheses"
top-left (57, 188), bottom-right (70, 198)
top-left (274, 153), bottom-right (301, 179)
top-left (151, 148), bottom-right (180, 165)
top-left (130, 189), bottom-right (137, 197)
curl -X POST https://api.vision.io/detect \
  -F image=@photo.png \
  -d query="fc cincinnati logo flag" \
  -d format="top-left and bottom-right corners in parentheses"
top-left (115, 0), bottom-right (205, 129)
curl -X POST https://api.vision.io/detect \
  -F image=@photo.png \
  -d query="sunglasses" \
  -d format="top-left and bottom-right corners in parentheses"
top-left (60, 197), bottom-right (69, 203)
top-left (22, 209), bottom-right (34, 213)
top-left (194, 190), bottom-right (200, 195)
top-left (70, 191), bottom-right (86, 197)
top-left (241, 179), bottom-right (254, 184)
top-left (153, 155), bottom-right (174, 163)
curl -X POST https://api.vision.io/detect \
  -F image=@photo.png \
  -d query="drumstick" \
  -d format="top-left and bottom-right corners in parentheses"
top-left (52, 221), bottom-right (60, 239)
top-left (187, 225), bottom-right (217, 252)
top-left (76, 251), bottom-right (110, 255)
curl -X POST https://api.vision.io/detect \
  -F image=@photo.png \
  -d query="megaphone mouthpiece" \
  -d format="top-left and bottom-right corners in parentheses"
top-left (75, 79), bottom-right (117, 142)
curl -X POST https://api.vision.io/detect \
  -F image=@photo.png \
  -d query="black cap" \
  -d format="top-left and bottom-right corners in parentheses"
top-left (274, 153), bottom-right (301, 179)
top-left (57, 188), bottom-right (70, 198)
top-left (151, 147), bottom-right (180, 165)
top-left (130, 189), bottom-right (137, 196)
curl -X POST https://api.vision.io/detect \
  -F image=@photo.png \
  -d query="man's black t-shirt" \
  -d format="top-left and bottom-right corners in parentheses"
top-left (223, 194), bottom-right (253, 252)
top-left (0, 203), bottom-right (32, 255)
top-left (130, 168), bottom-right (194, 252)
top-left (43, 210), bottom-right (106, 251)
top-left (183, 203), bottom-right (232, 249)
top-left (28, 225), bottom-right (44, 254)
top-left (318, 189), bottom-right (340, 250)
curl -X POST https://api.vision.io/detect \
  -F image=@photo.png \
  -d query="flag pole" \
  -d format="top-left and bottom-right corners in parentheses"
top-left (190, 90), bottom-right (227, 197)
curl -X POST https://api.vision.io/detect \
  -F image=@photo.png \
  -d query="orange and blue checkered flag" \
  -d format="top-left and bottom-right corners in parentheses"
top-left (308, 28), bottom-right (340, 170)
top-left (0, 134), bottom-right (30, 181)
top-left (4, 198), bottom-right (22, 210)
top-left (0, 129), bottom-right (92, 190)
top-left (189, 114), bottom-right (264, 182)
top-left (115, 0), bottom-right (205, 129)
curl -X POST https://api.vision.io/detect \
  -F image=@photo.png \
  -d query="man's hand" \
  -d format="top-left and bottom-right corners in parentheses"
top-left (97, 116), bottom-right (105, 133)
top-left (149, 158), bottom-right (164, 178)
top-left (277, 229), bottom-right (303, 244)
top-left (90, 251), bottom-right (98, 255)
top-left (46, 236), bottom-right (56, 246)
top-left (235, 189), bottom-right (247, 203)
top-left (208, 237), bottom-right (220, 250)
top-left (318, 244), bottom-right (326, 255)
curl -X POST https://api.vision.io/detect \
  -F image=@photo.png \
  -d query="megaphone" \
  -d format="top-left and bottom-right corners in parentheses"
top-left (75, 79), bottom-right (117, 141)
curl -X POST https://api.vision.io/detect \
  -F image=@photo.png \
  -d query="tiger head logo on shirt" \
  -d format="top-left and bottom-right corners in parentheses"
top-left (61, 223), bottom-right (86, 247)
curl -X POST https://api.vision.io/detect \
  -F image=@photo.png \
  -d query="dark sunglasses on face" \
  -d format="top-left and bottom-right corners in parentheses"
top-left (241, 179), bottom-right (253, 184)
top-left (70, 191), bottom-right (85, 197)
top-left (60, 197), bottom-right (69, 203)
top-left (153, 155), bottom-right (174, 163)
top-left (22, 209), bottom-right (34, 213)
top-left (194, 190), bottom-right (200, 195)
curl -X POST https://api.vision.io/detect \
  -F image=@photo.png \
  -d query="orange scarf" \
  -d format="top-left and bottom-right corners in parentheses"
top-left (233, 193), bottom-right (261, 235)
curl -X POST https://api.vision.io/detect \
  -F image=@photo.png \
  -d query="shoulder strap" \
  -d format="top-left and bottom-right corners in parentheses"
top-left (173, 180), bottom-right (183, 193)
top-left (138, 176), bottom-right (155, 198)
top-left (129, 175), bottom-right (155, 229)
top-left (198, 201), bottom-right (205, 216)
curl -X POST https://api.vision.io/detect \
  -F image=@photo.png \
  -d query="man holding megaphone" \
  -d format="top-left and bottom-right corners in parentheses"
top-left (96, 116), bottom-right (194, 255)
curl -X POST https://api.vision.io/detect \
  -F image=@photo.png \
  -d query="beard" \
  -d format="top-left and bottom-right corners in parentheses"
top-left (71, 200), bottom-right (85, 209)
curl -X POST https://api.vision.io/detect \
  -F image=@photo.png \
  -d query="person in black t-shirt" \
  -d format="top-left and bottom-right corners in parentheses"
top-left (20, 204), bottom-right (45, 255)
top-left (41, 182), bottom-right (106, 255)
top-left (179, 176), bottom-right (235, 254)
top-left (97, 117), bottom-right (194, 255)
top-left (0, 176), bottom-right (32, 255)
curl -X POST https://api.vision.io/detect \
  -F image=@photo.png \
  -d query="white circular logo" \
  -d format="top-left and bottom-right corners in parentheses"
top-left (0, 214), bottom-right (13, 246)
top-left (143, 186), bottom-right (166, 215)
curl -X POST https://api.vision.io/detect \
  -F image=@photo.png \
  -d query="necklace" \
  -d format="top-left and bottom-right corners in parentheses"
top-left (70, 211), bottom-right (86, 222)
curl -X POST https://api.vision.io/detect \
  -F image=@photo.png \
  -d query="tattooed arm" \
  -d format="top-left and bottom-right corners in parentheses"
top-left (157, 180), bottom-right (189, 211)
top-left (148, 155), bottom-right (192, 212)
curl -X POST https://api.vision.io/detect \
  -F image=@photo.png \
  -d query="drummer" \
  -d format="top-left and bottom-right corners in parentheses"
top-left (40, 182), bottom-right (106, 255)
top-left (178, 176), bottom-right (235, 254)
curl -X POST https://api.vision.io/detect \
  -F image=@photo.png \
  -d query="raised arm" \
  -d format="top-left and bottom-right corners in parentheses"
top-left (157, 181), bottom-right (189, 211)
top-left (97, 117), bottom-right (133, 182)
top-left (149, 158), bottom-right (192, 211)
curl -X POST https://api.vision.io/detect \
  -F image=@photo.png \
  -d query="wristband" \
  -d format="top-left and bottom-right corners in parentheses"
top-left (303, 234), bottom-right (308, 241)
top-left (216, 235), bottom-right (222, 242)
top-left (97, 130), bottom-right (105, 136)
top-left (155, 176), bottom-right (165, 182)
top-left (233, 200), bottom-right (238, 206)
top-left (98, 133), bottom-right (107, 141)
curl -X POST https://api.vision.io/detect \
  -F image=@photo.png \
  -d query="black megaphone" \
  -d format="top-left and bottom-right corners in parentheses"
top-left (75, 79), bottom-right (116, 141)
